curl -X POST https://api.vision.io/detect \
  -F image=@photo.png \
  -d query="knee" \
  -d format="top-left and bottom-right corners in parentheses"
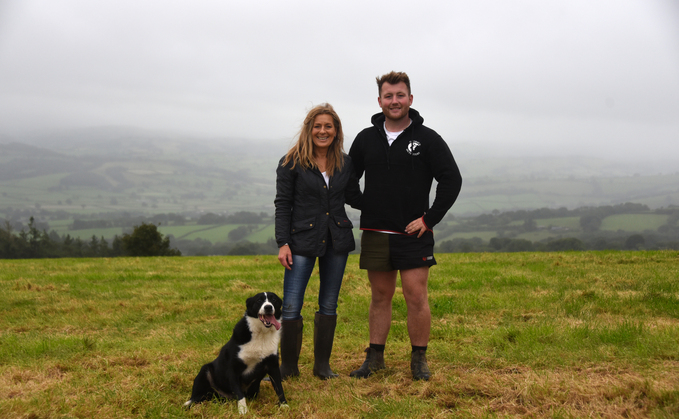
top-left (403, 291), bottom-right (429, 311)
top-left (317, 299), bottom-right (338, 316)
top-left (371, 289), bottom-right (394, 306)
top-left (282, 301), bottom-right (303, 321)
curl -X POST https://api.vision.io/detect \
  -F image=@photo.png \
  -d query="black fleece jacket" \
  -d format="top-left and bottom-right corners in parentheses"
top-left (274, 154), bottom-right (362, 257)
top-left (348, 108), bottom-right (462, 234)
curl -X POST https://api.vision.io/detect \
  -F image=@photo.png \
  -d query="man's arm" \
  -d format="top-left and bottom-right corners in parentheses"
top-left (421, 136), bottom-right (462, 229)
top-left (348, 135), bottom-right (365, 180)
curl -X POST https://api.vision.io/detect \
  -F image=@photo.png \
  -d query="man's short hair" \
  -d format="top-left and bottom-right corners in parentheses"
top-left (376, 71), bottom-right (411, 96)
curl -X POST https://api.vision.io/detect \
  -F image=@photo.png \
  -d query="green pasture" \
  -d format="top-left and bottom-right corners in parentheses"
top-left (455, 193), bottom-right (552, 214)
top-left (160, 224), bottom-right (234, 242)
top-left (4, 173), bottom-right (64, 191)
top-left (60, 227), bottom-right (125, 241)
top-left (246, 224), bottom-right (276, 243)
top-left (534, 216), bottom-right (581, 230)
top-left (437, 231), bottom-right (497, 242)
top-left (1, 251), bottom-right (678, 418)
top-left (515, 230), bottom-right (576, 242)
top-left (601, 214), bottom-right (668, 232)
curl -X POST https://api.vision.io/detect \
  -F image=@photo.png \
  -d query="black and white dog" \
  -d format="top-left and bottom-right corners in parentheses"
top-left (184, 292), bottom-right (288, 415)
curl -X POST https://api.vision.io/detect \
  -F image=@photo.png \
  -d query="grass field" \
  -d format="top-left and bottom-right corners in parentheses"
top-left (601, 214), bottom-right (669, 232)
top-left (2, 251), bottom-right (678, 418)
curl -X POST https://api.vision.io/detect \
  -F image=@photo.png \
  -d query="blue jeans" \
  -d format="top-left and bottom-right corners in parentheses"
top-left (282, 242), bottom-right (349, 321)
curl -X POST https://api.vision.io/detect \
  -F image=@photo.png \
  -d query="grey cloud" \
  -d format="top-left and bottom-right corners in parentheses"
top-left (0, 0), bottom-right (677, 161)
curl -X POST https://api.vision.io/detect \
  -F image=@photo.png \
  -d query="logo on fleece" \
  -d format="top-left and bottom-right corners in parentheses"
top-left (406, 141), bottom-right (421, 156)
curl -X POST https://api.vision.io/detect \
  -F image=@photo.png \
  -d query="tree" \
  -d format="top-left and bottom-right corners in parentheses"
top-left (228, 241), bottom-right (260, 255)
top-left (545, 238), bottom-right (585, 252)
top-left (624, 234), bottom-right (645, 250)
top-left (121, 223), bottom-right (181, 256)
top-left (579, 215), bottom-right (602, 233)
top-left (197, 212), bottom-right (227, 225)
top-left (522, 218), bottom-right (537, 232)
top-left (228, 225), bottom-right (250, 242)
top-left (490, 237), bottom-right (512, 251)
top-left (506, 239), bottom-right (534, 252)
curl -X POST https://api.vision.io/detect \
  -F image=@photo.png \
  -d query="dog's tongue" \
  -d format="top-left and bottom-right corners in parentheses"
top-left (264, 314), bottom-right (281, 330)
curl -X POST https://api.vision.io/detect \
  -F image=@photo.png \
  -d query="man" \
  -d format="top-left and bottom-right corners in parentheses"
top-left (348, 71), bottom-right (462, 381)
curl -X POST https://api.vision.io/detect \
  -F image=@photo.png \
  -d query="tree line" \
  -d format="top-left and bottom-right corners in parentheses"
top-left (2, 209), bottom-right (269, 232)
top-left (0, 218), bottom-right (180, 258)
top-left (2, 203), bottom-right (678, 258)
top-left (436, 203), bottom-right (679, 252)
top-left (437, 233), bottom-right (678, 253)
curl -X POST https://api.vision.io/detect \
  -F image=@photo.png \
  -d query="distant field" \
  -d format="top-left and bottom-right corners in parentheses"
top-left (4, 137), bottom-right (678, 250)
top-left (3, 138), bottom-right (679, 222)
top-left (47, 223), bottom-right (268, 243)
top-left (40, 211), bottom-right (671, 247)
top-left (160, 224), bottom-right (236, 242)
top-left (437, 231), bottom-right (497, 241)
top-left (601, 214), bottom-right (668, 231)
top-left (246, 224), bottom-right (276, 242)
top-left (515, 230), bottom-right (575, 242)
top-left (535, 216), bottom-right (581, 230)
top-left (454, 193), bottom-right (556, 214)
top-left (59, 227), bottom-right (125, 241)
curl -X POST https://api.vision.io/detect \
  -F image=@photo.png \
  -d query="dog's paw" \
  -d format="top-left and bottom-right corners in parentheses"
top-left (279, 402), bottom-right (290, 410)
top-left (238, 398), bottom-right (248, 415)
top-left (183, 400), bottom-right (193, 410)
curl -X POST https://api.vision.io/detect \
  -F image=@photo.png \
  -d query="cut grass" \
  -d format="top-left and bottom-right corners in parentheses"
top-left (1, 251), bottom-right (678, 418)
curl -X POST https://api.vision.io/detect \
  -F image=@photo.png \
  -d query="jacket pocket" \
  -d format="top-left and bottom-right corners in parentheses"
top-left (332, 216), bottom-right (353, 229)
top-left (330, 215), bottom-right (356, 253)
top-left (291, 216), bottom-right (318, 255)
top-left (291, 217), bottom-right (316, 234)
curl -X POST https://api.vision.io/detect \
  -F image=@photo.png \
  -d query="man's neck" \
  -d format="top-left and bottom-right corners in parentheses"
top-left (384, 116), bottom-right (411, 133)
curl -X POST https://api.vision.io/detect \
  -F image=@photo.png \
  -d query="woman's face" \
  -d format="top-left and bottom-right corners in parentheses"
top-left (311, 114), bottom-right (336, 154)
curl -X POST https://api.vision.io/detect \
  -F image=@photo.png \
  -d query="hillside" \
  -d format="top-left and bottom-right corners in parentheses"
top-left (1, 129), bottom-right (678, 253)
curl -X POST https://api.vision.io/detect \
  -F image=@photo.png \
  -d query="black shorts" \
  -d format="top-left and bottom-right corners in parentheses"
top-left (359, 230), bottom-right (437, 271)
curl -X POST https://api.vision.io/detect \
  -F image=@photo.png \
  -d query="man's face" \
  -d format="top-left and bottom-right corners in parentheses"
top-left (378, 81), bottom-right (413, 123)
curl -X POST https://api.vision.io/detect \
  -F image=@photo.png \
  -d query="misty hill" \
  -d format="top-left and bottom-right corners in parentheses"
top-left (1, 127), bottom-right (678, 222)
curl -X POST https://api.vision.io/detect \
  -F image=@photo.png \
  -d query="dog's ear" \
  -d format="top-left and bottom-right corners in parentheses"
top-left (270, 293), bottom-right (283, 313)
top-left (246, 294), bottom-right (257, 311)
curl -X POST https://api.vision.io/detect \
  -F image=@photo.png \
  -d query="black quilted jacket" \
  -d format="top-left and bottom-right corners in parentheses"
top-left (274, 154), bottom-right (362, 257)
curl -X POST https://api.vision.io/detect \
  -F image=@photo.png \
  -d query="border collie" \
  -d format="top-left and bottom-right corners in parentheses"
top-left (184, 292), bottom-right (288, 415)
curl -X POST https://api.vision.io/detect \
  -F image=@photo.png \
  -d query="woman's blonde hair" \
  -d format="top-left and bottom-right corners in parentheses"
top-left (282, 103), bottom-right (345, 177)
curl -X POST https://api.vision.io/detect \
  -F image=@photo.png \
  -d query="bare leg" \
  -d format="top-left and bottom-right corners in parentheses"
top-left (367, 270), bottom-right (397, 344)
top-left (400, 267), bottom-right (430, 347)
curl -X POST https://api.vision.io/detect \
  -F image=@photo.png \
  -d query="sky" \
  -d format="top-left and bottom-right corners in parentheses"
top-left (1, 0), bottom-right (678, 161)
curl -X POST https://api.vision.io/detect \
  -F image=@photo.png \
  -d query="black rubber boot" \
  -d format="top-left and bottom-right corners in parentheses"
top-left (349, 347), bottom-right (385, 378)
top-left (279, 318), bottom-right (303, 380)
top-left (410, 349), bottom-right (431, 381)
top-left (312, 313), bottom-right (339, 380)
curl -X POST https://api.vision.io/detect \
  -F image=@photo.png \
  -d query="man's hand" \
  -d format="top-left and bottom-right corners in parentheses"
top-left (405, 217), bottom-right (427, 238)
top-left (278, 245), bottom-right (293, 270)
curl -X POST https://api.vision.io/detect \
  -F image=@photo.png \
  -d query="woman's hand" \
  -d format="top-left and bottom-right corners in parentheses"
top-left (278, 245), bottom-right (293, 270)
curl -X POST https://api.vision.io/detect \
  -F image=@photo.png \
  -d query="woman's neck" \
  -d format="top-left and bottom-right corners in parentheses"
top-left (314, 152), bottom-right (327, 172)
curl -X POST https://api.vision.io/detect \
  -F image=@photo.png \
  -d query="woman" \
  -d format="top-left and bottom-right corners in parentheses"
top-left (274, 103), bottom-right (362, 380)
